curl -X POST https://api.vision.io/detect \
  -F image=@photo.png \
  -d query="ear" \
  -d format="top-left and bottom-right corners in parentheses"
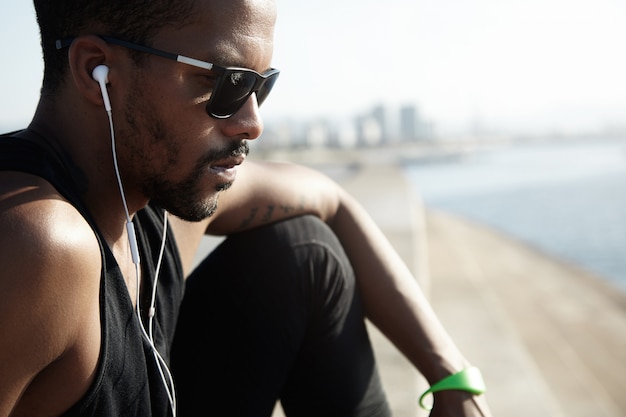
top-left (67, 35), bottom-right (117, 110)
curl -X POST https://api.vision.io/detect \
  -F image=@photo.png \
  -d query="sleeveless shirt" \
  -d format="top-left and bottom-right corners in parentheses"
top-left (0, 130), bottom-right (185, 416)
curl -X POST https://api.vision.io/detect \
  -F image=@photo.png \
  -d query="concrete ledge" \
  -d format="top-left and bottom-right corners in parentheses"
top-left (427, 209), bottom-right (626, 417)
top-left (322, 161), bottom-right (626, 416)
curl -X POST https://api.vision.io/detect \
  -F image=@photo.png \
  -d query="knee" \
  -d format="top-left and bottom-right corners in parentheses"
top-left (189, 214), bottom-right (351, 282)
top-left (259, 215), bottom-right (352, 285)
top-left (223, 215), bottom-right (356, 311)
top-left (185, 215), bottom-right (356, 322)
top-left (250, 215), bottom-right (341, 251)
top-left (225, 215), bottom-right (347, 265)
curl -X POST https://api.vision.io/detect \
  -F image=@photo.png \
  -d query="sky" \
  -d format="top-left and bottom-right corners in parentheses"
top-left (1, 0), bottom-right (626, 136)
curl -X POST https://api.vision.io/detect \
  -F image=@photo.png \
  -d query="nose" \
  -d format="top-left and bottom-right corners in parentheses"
top-left (220, 94), bottom-right (264, 140)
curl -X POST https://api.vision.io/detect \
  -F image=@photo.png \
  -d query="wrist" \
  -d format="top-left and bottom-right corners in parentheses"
top-left (418, 366), bottom-right (486, 410)
top-left (421, 352), bottom-right (471, 385)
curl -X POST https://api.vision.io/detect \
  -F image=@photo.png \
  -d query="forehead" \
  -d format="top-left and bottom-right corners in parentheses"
top-left (153, 0), bottom-right (276, 69)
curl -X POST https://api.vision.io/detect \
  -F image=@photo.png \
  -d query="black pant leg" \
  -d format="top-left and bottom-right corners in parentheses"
top-left (171, 215), bottom-right (391, 417)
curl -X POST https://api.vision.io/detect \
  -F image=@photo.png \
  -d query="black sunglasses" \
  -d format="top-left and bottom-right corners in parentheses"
top-left (56, 35), bottom-right (280, 119)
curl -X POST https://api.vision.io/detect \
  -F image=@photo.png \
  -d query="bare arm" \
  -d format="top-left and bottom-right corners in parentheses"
top-left (331, 188), bottom-right (491, 416)
top-left (209, 160), bottom-right (491, 416)
top-left (0, 177), bottom-right (101, 417)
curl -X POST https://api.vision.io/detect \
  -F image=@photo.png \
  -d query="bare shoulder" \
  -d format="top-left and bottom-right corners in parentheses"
top-left (0, 171), bottom-right (102, 416)
top-left (0, 171), bottom-right (101, 279)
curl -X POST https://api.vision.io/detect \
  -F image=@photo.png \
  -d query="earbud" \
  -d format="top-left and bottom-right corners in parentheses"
top-left (92, 64), bottom-right (112, 112)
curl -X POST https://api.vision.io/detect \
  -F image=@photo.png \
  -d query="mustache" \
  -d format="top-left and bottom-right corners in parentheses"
top-left (197, 140), bottom-right (250, 169)
top-left (205, 140), bottom-right (249, 164)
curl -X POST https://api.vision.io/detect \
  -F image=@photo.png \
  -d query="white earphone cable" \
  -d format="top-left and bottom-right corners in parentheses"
top-left (106, 108), bottom-right (177, 417)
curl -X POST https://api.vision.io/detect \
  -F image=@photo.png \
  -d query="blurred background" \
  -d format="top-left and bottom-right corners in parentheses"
top-left (3, 1), bottom-right (626, 136)
top-left (1, 1), bottom-right (625, 416)
top-left (267, 0), bottom-right (626, 295)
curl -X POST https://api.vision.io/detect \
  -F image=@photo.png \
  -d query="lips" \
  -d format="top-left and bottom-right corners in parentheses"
top-left (209, 154), bottom-right (246, 182)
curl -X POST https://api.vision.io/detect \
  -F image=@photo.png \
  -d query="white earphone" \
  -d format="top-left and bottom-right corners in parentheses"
top-left (92, 64), bottom-right (177, 416)
top-left (92, 65), bottom-right (112, 113)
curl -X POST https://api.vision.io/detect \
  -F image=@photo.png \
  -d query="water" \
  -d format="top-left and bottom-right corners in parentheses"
top-left (404, 137), bottom-right (626, 293)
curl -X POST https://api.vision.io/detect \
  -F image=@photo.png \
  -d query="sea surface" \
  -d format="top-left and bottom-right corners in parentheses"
top-left (404, 137), bottom-right (626, 293)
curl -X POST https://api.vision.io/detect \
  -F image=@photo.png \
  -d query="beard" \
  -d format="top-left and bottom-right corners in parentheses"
top-left (147, 140), bottom-right (249, 222)
top-left (121, 77), bottom-right (250, 222)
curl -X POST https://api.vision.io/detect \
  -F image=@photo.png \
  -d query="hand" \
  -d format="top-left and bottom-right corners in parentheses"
top-left (429, 390), bottom-right (492, 417)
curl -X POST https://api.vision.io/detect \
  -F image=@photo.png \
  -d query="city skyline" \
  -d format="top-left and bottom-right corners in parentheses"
top-left (261, 99), bottom-right (626, 151)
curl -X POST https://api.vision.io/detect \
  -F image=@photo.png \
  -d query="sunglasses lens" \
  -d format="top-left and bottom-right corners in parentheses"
top-left (256, 72), bottom-right (279, 107)
top-left (207, 69), bottom-right (280, 118)
top-left (209, 71), bottom-right (256, 117)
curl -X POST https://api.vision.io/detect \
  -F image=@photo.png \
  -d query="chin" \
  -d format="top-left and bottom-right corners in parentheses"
top-left (170, 198), bottom-right (219, 222)
top-left (150, 173), bottom-right (234, 222)
top-left (152, 187), bottom-right (223, 222)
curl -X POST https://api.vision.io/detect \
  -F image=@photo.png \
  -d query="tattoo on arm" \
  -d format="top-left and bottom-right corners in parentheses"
top-left (238, 195), bottom-right (320, 230)
top-left (261, 205), bottom-right (275, 223)
top-left (239, 207), bottom-right (258, 229)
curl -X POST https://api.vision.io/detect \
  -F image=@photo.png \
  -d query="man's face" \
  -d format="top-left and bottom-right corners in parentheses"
top-left (118, 0), bottom-right (276, 221)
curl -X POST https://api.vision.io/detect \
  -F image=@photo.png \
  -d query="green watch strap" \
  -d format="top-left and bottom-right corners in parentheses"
top-left (418, 367), bottom-right (486, 410)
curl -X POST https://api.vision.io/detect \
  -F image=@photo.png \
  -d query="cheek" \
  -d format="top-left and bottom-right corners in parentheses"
top-left (148, 128), bottom-right (211, 184)
top-left (123, 107), bottom-right (180, 180)
top-left (124, 71), bottom-right (217, 178)
top-left (158, 68), bottom-right (211, 116)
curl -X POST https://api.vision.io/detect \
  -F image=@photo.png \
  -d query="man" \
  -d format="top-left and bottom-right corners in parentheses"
top-left (0, 0), bottom-right (491, 416)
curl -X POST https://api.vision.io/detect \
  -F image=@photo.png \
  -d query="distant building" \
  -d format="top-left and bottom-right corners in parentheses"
top-left (263, 100), bottom-right (436, 149)
top-left (355, 115), bottom-right (382, 147)
top-left (371, 105), bottom-right (389, 144)
top-left (337, 122), bottom-right (358, 148)
top-left (305, 119), bottom-right (337, 148)
top-left (400, 105), bottom-right (417, 141)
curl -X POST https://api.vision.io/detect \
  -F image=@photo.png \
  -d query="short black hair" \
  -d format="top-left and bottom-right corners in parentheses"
top-left (34, 0), bottom-right (196, 94)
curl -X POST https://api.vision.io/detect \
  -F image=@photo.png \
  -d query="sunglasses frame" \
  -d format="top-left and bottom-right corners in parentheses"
top-left (56, 35), bottom-right (279, 118)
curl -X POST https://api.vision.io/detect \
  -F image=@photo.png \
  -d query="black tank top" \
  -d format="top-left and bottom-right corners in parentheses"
top-left (0, 130), bottom-right (185, 416)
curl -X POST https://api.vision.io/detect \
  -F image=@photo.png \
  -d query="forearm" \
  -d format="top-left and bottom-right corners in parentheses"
top-left (207, 160), bottom-right (339, 235)
top-left (329, 188), bottom-right (469, 383)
